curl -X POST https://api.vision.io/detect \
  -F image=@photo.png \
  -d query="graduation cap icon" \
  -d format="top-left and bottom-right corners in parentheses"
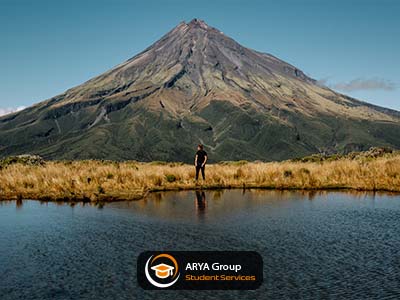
top-left (151, 263), bottom-right (175, 279)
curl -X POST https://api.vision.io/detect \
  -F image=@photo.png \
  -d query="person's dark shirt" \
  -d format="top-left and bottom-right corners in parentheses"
top-left (196, 150), bottom-right (207, 166)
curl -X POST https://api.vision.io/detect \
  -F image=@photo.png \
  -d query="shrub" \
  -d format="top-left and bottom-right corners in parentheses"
top-left (165, 174), bottom-right (177, 182)
top-left (232, 160), bottom-right (249, 166)
top-left (283, 170), bottom-right (293, 178)
top-left (97, 185), bottom-right (105, 194)
top-left (0, 154), bottom-right (45, 168)
top-left (149, 161), bottom-right (168, 165)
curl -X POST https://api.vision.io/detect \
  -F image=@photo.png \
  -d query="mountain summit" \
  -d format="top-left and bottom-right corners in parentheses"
top-left (1, 19), bottom-right (400, 161)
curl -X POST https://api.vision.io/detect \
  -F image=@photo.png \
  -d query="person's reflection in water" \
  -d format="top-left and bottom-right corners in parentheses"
top-left (16, 199), bottom-right (23, 210)
top-left (195, 190), bottom-right (207, 220)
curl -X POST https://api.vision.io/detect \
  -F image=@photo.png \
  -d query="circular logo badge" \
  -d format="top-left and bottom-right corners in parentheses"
top-left (145, 253), bottom-right (180, 288)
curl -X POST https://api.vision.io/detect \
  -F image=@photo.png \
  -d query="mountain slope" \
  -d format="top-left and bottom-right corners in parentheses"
top-left (1, 19), bottom-right (400, 162)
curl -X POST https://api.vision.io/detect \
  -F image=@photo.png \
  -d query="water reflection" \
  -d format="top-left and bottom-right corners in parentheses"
top-left (1, 190), bottom-right (400, 300)
top-left (195, 190), bottom-right (207, 220)
top-left (1, 190), bottom-right (399, 216)
top-left (16, 199), bottom-right (23, 210)
top-left (99, 189), bottom-right (400, 224)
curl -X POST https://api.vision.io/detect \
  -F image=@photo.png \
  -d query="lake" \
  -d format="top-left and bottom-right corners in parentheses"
top-left (1, 190), bottom-right (400, 300)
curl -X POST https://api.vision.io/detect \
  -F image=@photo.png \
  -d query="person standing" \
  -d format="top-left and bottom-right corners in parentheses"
top-left (194, 144), bottom-right (207, 180)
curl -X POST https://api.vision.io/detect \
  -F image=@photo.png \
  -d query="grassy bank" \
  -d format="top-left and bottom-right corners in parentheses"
top-left (0, 148), bottom-right (399, 202)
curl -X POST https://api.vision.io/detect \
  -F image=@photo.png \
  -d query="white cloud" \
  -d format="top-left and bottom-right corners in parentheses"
top-left (333, 78), bottom-right (396, 92)
top-left (319, 77), bottom-right (397, 92)
top-left (0, 106), bottom-right (26, 117)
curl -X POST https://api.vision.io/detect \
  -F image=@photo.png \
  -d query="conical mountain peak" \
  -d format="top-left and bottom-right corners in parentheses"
top-left (166, 19), bottom-right (220, 39)
top-left (109, 19), bottom-right (314, 92)
top-left (1, 20), bottom-right (399, 162)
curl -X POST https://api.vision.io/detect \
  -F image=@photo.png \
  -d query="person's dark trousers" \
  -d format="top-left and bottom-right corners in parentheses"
top-left (195, 165), bottom-right (205, 180)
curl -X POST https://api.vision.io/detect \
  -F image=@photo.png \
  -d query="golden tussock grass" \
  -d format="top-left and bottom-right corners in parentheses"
top-left (0, 154), bottom-right (399, 202)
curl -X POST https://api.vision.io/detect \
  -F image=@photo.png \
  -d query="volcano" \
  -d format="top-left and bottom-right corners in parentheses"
top-left (1, 19), bottom-right (400, 162)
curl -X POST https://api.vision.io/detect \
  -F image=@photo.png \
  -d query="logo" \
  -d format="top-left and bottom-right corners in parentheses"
top-left (138, 251), bottom-right (263, 290)
top-left (145, 253), bottom-right (180, 288)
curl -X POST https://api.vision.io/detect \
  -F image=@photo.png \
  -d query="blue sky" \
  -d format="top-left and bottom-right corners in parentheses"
top-left (0, 0), bottom-right (399, 115)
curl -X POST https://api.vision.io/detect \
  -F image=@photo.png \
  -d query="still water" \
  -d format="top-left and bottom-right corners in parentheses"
top-left (1, 190), bottom-right (400, 300)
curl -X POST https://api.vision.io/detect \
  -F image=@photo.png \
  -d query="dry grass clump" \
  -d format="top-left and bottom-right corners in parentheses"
top-left (0, 153), bottom-right (399, 201)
